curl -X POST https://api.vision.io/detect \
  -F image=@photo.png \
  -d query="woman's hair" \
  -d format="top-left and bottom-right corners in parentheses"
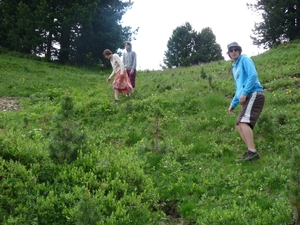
top-left (103, 49), bottom-right (112, 56)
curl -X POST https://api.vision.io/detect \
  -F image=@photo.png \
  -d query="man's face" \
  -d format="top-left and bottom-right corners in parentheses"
top-left (125, 44), bottom-right (130, 50)
top-left (228, 47), bottom-right (240, 60)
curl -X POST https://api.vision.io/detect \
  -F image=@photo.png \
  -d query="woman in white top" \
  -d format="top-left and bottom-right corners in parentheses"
top-left (103, 49), bottom-right (133, 102)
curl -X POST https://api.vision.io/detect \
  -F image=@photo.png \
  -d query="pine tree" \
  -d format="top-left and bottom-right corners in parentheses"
top-left (164, 23), bottom-right (223, 68)
top-left (248, 0), bottom-right (300, 48)
top-left (48, 92), bottom-right (87, 164)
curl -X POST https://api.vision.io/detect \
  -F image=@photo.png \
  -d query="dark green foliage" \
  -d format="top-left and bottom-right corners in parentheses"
top-left (207, 75), bottom-right (213, 88)
top-left (164, 22), bottom-right (197, 68)
top-left (192, 27), bottom-right (224, 64)
top-left (48, 92), bottom-right (87, 164)
top-left (248, 0), bottom-right (300, 48)
top-left (149, 114), bottom-right (165, 152)
top-left (0, 158), bottom-right (42, 224)
top-left (257, 114), bottom-right (275, 136)
top-left (74, 189), bottom-right (102, 225)
top-left (200, 67), bottom-right (207, 79)
top-left (164, 22), bottom-right (224, 68)
top-left (0, 0), bottom-right (135, 67)
top-left (200, 67), bottom-right (213, 88)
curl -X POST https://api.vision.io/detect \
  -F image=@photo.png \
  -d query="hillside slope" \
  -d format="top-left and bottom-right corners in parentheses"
top-left (0, 41), bottom-right (300, 224)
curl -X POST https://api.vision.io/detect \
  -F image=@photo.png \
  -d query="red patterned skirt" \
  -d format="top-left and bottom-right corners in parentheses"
top-left (112, 70), bottom-right (133, 94)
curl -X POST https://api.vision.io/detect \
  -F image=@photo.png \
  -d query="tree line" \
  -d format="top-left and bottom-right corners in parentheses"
top-left (0, 0), bottom-right (299, 68)
top-left (0, 0), bottom-right (137, 67)
top-left (163, 1), bottom-right (300, 68)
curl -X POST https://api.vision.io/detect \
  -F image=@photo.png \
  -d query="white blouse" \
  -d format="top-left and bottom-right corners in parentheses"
top-left (109, 54), bottom-right (125, 79)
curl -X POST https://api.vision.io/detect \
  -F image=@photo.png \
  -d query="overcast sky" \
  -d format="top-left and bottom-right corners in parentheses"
top-left (121, 0), bottom-right (265, 70)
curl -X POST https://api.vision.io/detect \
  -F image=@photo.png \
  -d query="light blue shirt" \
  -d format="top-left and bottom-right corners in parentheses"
top-left (230, 54), bottom-right (263, 108)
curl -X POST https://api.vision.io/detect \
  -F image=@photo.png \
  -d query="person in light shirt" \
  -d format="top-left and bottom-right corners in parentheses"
top-left (123, 41), bottom-right (137, 88)
top-left (103, 49), bottom-right (133, 102)
top-left (227, 42), bottom-right (265, 161)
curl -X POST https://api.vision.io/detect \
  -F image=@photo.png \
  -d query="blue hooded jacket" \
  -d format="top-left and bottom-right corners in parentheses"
top-left (230, 54), bottom-right (263, 108)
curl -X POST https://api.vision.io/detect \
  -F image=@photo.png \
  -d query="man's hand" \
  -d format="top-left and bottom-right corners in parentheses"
top-left (239, 94), bottom-right (246, 105)
top-left (228, 106), bottom-right (234, 114)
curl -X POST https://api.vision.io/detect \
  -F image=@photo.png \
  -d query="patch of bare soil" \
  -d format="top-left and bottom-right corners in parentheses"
top-left (0, 97), bottom-right (22, 111)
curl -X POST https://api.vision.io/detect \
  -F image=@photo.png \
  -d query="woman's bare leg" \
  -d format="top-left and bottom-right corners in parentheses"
top-left (114, 89), bottom-right (119, 101)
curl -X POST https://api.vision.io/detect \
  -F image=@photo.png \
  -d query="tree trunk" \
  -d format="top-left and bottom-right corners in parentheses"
top-left (59, 28), bottom-right (71, 64)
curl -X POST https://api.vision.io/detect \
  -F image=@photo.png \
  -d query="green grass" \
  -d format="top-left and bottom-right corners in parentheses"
top-left (0, 41), bottom-right (300, 224)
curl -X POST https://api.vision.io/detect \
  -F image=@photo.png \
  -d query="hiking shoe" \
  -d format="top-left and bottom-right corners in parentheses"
top-left (237, 151), bottom-right (248, 160)
top-left (237, 150), bottom-right (259, 162)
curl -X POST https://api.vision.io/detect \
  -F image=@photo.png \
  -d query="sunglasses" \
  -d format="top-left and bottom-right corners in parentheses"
top-left (229, 48), bottom-right (240, 53)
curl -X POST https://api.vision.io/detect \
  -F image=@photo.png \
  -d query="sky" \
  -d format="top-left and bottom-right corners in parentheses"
top-left (121, 0), bottom-right (265, 70)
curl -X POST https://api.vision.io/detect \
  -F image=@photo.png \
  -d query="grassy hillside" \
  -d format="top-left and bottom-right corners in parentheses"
top-left (0, 41), bottom-right (300, 225)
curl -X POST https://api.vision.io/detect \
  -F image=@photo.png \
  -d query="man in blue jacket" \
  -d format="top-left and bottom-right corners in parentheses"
top-left (227, 42), bottom-right (265, 161)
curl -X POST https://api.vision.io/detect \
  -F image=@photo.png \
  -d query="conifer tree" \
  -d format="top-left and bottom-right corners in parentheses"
top-left (48, 92), bottom-right (87, 164)
top-left (248, 0), bottom-right (300, 48)
top-left (164, 23), bottom-right (223, 68)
